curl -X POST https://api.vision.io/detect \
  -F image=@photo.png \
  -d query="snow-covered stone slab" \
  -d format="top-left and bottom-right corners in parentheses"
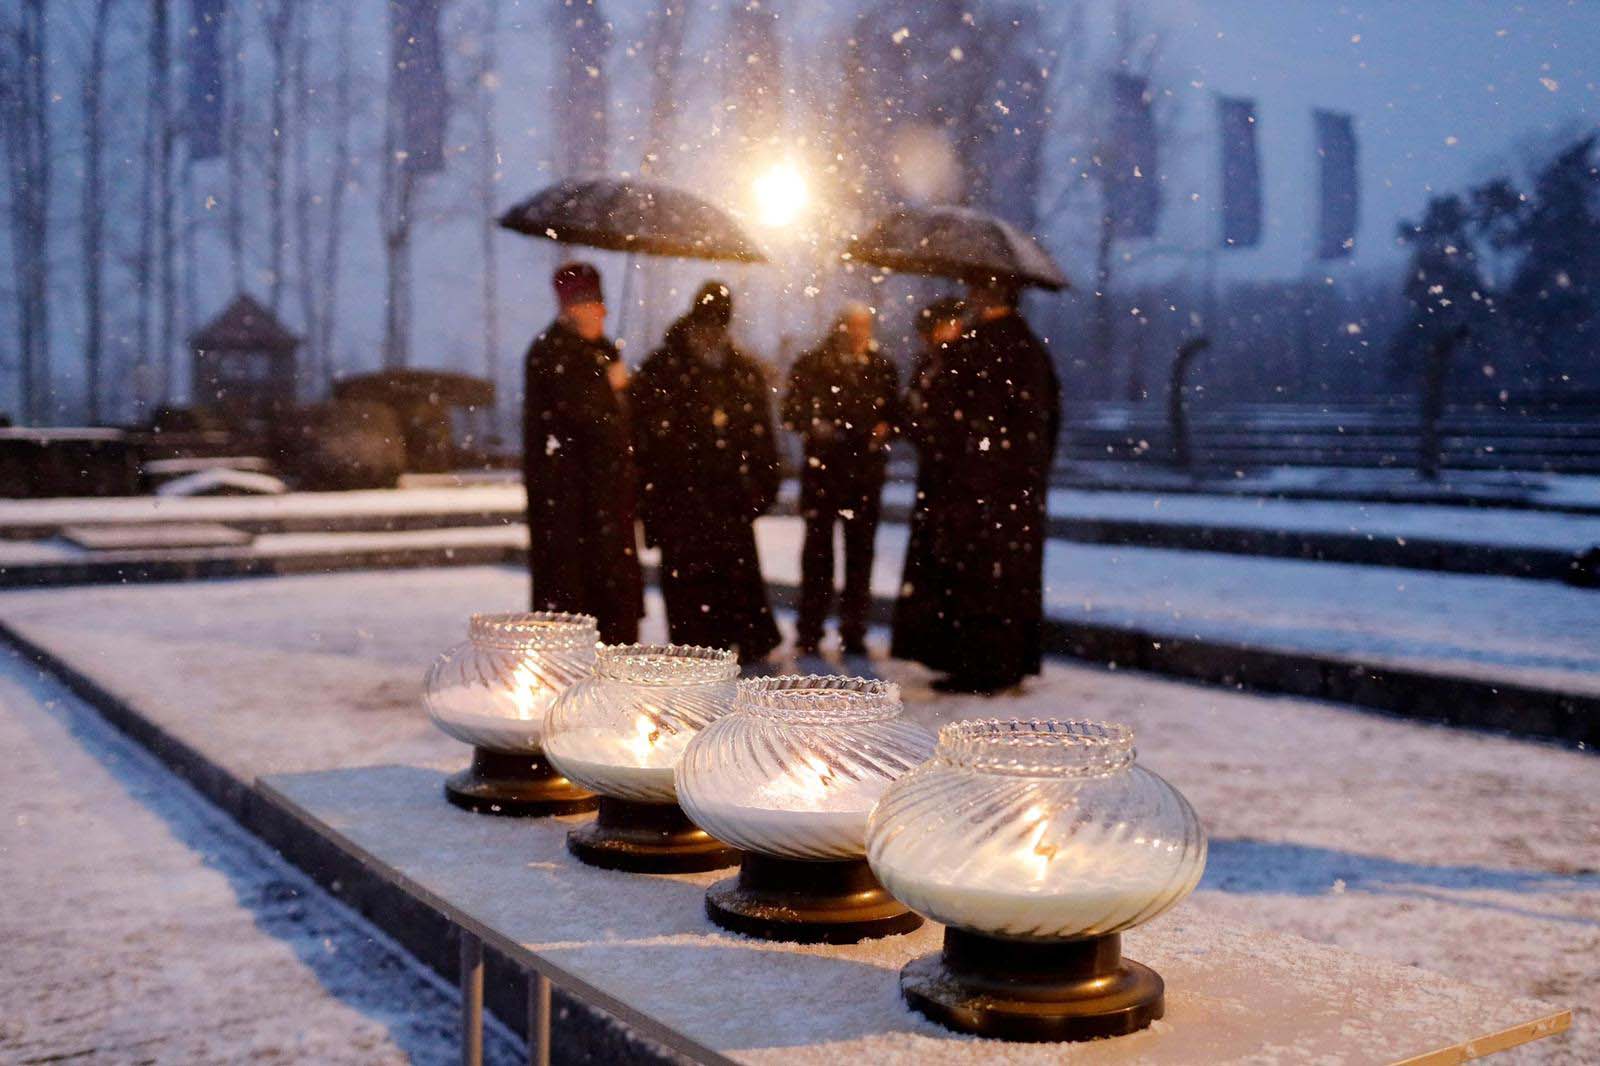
top-left (59, 521), bottom-right (255, 551)
top-left (261, 764), bottom-right (1570, 1066)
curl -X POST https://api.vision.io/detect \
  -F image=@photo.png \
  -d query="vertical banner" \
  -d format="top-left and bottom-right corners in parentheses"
top-left (1315, 109), bottom-right (1358, 259)
top-left (1218, 96), bottom-right (1261, 247)
top-left (390, 0), bottom-right (447, 174)
top-left (1106, 72), bottom-right (1159, 238)
top-left (187, 0), bottom-right (225, 160)
top-left (553, 0), bottom-right (611, 176)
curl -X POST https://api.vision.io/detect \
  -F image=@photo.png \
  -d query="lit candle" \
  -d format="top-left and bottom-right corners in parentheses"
top-left (866, 719), bottom-right (1208, 1041)
top-left (422, 612), bottom-right (600, 817)
top-left (543, 643), bottom-right (742, 873)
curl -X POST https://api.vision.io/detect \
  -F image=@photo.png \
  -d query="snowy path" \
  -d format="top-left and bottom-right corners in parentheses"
top-left (9, 477), bottom-right (1600, 554)
top-left (0, 567), bottom-right (1594, 1062)
top-left (4, 507), bottom-right (1596, 699)
top-left (0, 644), bottom-right (518, 1065)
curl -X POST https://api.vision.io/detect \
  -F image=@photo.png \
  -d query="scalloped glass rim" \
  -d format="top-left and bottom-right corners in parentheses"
top-left (595, 643), bottom-right (738, 684)
top-left (937, 718), bottom-right (1136, 777)
top-left (735, 675), bottom-right (901, 723)
top-left (468, 611), bottom-right (598, 648)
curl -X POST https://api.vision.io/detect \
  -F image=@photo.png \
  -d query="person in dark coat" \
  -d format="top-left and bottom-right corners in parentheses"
top-left (522, 261), bottom-right (644, 644)
top-left (630, 281), bottom-right (782, 664)
top-left (894, 282), bottom-right (1060, 693)
top-left (890, 297), bottom-right (965, 664)
top-left (781, 303), bottom-right (901, 656)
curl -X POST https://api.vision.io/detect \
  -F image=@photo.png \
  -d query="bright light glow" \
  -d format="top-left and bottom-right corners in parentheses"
top-left (751, 160), bottom-right (809, 228)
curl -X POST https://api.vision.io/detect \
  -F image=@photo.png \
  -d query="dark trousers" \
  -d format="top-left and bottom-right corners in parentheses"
top-left (797, 481), bottom-right (882, 647)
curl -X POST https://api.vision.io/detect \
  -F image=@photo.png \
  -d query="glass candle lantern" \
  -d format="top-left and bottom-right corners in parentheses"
top-left (866, 719), bottom-right (1206, 1043)
top-left (543, 643), bottom-right (741, 873)
top-left (677, 676), bottom-right (936, 944)
top-left (423, 612), bottom-right (600, 816)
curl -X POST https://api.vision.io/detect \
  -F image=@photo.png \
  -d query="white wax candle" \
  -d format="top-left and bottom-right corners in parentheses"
top-left (879, 853), bottom-right (1187, 938)
top-left (544, 726), bottom-right (689, 803)
top-left (685, 796), bottom-right (869, 860)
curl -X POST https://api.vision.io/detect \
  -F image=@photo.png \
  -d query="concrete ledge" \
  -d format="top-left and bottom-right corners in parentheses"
top-left (0, 541), bottom-right (524, 589)
top-left (0, 618), bottom-right (682, 1066)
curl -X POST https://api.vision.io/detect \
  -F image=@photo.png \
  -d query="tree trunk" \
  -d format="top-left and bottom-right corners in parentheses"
top-left (156, 0), bottom-right (178, 406)
top-left (637, 0), bottom-right (693, 346)
top-left (1091, 206), bottom-right (1115, 399)
top-left (82, 0), bottom-right (117, 423)
top-left (476, 0), bottom-right (502, 403)
top-left (4, 0), bottom-right (52, 423)
top-left (225, 1), bottom-right (244, 293)
top-left (316, 5), bottom-right (355, 389)
top-left (381, 77), bottom-right (413, 370)
top-left (290, 4), bottom-right (314, 397)
top-left (264, 1), bottom-right (294, 314)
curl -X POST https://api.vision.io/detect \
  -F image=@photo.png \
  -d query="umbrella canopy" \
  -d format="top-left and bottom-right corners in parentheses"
top-left (498, 176), bottom-right (767, 264)
top-left (844, 205), bottom-right (1069, 291)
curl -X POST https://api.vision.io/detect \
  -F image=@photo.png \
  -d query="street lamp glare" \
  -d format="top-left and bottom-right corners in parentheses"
top-left (753, 160), bottom-right (808, 228)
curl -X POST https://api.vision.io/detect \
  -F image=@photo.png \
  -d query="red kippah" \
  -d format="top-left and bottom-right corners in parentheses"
top-left (552, 261), bottom-right (603, 308)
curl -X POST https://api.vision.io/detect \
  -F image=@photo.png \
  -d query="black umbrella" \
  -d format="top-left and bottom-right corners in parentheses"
top-left (498, 176), bottom-right (767, 264)
top-left (844, 204), bottom-right (1068, 291)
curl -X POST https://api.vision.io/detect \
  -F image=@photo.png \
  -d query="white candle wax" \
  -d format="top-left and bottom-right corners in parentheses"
top-left (427, 675), bottom-right (560, 751)
top-left (880, 853), bottom-right (1184, 938)
top-left (685, 796), bottom-right (870, 860)
top-left (544, 726), bottom-right (689, 803)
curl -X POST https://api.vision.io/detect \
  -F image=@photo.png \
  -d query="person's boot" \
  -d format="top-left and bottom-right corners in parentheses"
top-left (839, 631), bottom-right (869, 657)
top-left (930, 674), bottom-right (1019, 696)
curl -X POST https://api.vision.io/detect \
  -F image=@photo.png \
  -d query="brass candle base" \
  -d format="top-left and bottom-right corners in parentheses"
top-left (444, 748), bottom-right (598, 817)
top-left (567, 797), bottom-right (741, 873)
top-left (901, 928), bottom-right (1163, 1042)
top-left (706, 854), bottom-right (923, 944)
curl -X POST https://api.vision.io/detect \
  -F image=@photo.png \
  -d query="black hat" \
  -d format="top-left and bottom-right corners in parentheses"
top-left (688, 280), bottom-right (733, 327)
top-left (915, 296), bottom-right (965, 335)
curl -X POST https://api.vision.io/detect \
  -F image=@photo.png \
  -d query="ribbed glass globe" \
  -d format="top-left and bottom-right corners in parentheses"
top-left (866, 719), bottom-right (1206, 940)
top-left (423, 612), bottom-right (598, 754)
top-left (677, 676), bottom-right (935, 860)
top-left (542, 644), bottom-right (739, 803)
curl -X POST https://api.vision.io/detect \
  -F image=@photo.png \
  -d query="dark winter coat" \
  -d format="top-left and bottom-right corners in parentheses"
top-left (630, 322), bottom-right (782, 662)
top-left (781, 337), bottom-right (903, 514)
top-left (522, 320), bottom-right (644, 644)
top-left (891, 341), bottom-right (954, 657)
top-left (890, 312), bottom-right (1060, 684)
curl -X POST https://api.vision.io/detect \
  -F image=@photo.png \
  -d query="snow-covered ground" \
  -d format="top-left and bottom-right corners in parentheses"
top-left (0, 483), bottom-right (526, 532)
top-left (10, 476), bottom-right (1600, 555)
top-left (4, 508), bottom-right (1597, 699)
top-left (0, 566), bottom-right (1593, 1062)
top-left (0, 642), bottom-right (520, 1065)
top-left (755, 515), bottom-right (1600, 697)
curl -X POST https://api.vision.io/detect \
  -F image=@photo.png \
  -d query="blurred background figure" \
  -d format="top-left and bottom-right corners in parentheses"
top-left (896, 281), bottom-right (1060, 694)
top-left (891, 296), bottom-right (964, 664)
top-left (522, 261), bottom-right (643, 643)
top-left (630, 282), bottom-right (782, 665)
top-left (782, 302), bottom-right (902, 657)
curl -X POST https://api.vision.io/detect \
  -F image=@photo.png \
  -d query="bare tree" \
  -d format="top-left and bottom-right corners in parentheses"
top-left (474, 0), bottom-right (502, 395)
top-left (314, 4), bottom-right (357, 388)
top-left (157, 0), bottom-right (179, 405)
top-left (380, 82), bottom-right (416, 368)
top-left (262, 0), bottom-right (297, 314)
top-left (636, 0), bottom-right (693, 345)
top-left (224, 1), bottom-right (245, 292)
top-left (1, 0), bottom-right (52, 422)
top-left (289, 0), bottom-right (315, 394)
top-left (81, 0), bottom-right (122, 423)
